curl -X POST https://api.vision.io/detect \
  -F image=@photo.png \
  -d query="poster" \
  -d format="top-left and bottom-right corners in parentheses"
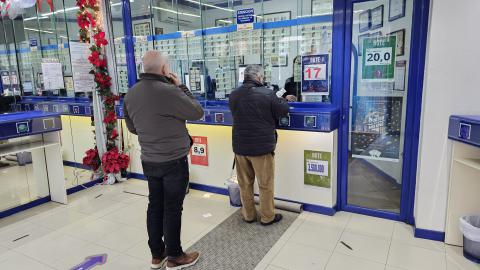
top-left (301, 54), bottom-right (329, 95)
top-left (190, 136), bottom-right (208, 166)
top-left (304, 150), bottom-right (331, 188)
top-left (362, 36), bottom-right (396, 82)
top-left (236, 8), bottom-right (254, 31)
top-left (70, 42), bottom-right (95, 92)
top-left (351, 96), bottom-right (403, 161)
top-left (41, 62), bottom-right (64, 90)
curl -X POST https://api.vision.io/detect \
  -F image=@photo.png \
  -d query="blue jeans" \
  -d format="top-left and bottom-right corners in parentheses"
top-left (142, 156), bottom-right (189, 259)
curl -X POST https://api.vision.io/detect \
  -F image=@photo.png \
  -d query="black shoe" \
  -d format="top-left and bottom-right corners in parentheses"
top-left (261, 214), bottom-right (283, 226)
top-left (243, 218), bottom-right (256, 224)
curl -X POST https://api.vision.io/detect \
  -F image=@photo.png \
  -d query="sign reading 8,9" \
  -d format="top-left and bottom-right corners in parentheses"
top-left (192, 144), bottom-right (206, 157)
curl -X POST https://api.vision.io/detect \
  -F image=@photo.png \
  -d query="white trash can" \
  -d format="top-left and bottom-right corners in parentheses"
top-left (460, 215), bottom-right (480, 263)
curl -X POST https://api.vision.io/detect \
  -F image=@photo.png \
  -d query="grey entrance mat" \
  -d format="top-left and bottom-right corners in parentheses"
top-left (184, 209), bottom-right (299, 270)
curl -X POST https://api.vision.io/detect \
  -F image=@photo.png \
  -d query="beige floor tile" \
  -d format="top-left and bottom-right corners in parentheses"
top-left (325, 252), bottom-right (385, 270)
top-left (388, 242), bottom-right (447, 270)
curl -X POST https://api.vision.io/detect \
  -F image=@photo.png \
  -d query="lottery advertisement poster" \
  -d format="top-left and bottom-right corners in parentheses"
top-left (190, 136), bottom-right (209, 166)
top-left (301, 54), bottom-right (329, 95)
top-left (304, 150), bottom-right (331, 188)
top-left (351, 96), bottom-right (403, 161)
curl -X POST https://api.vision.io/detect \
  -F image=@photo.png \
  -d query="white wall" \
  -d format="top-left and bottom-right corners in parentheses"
top-left (414, 0), bottom-right (480, 232)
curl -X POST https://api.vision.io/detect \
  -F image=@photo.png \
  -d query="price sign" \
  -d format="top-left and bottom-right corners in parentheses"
top-left (301, 54), bottom-right (329, 95)
top-left (362, 36), bottom-right (396, 81)
top-left (306, 159), bottom-right (329, 176)
top-left (190, 136), bottom-right (208, 166)
top-left (303, 64), bottom-right (326, 81)
top-left (192, 144), bottom-right (207, 157)
top-left (304, 150), bottom-right (331, 188)
top-left (365, 47), bottom-right (393, 66)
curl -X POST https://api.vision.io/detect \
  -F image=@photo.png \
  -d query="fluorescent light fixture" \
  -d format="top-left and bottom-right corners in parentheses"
top-left (152, 6), bottom-right (200, 18)
top-left (185, 0), bottom-right (234, 12)
top-left (218, 19), bottom-right (232, 24)
top-left (41, 6), bottom-right (79, 16)
top-left (24, 27), bottom-right (54, 34)
top-left (111, 2), bottom-right (122, 7)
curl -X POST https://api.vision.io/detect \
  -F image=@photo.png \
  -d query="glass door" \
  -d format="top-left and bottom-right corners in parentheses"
top-left (342, 0), bottom-right (414, 219)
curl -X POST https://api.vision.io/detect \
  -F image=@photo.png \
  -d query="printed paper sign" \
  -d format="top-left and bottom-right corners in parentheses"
top-left (301, 54), bottom-right (329, 95)
top-left (70, 42), bottom-right (95, 92)
top-left (237, 8), bottom-right (254, 31)
top-left (362, 36), bottom-right (396, 82)
top-left (304, 150), bottom-right (331, 188)
top-left (41, 62), bottom-right (64, 90)
top-left (190, 136), bottom-right (208, 166)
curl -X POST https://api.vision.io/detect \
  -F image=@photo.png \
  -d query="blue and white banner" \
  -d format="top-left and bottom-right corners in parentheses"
top-left (301, 54), bottom-right (329, 95)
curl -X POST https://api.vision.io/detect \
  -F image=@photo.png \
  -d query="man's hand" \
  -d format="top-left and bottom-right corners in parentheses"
top-left (168, 72), bottom-right (182, 86)
top-left (285, 95), bottom-right (297, 102)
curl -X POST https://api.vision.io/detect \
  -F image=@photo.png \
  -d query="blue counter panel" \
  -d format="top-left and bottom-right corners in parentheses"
top-left (18, 97), bottom-right (339, 132)
top-left (13, 97), bottom-right (93, 117)
top-left (116, 102), bottom-right (340, 132)
top-left (0, 111), bottom-right (62, 140)
top-left (448, 115), bottom-right (480, 147)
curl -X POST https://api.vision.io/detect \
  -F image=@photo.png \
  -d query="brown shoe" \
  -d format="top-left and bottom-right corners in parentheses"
top-left (151, 253), bottom-right (167, 269)
top-left (166, 252), bottom-right (200, 270)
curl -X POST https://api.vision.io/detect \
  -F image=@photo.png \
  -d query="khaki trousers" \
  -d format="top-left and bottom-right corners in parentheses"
top-left (235, 153), bottom-right (275, 223)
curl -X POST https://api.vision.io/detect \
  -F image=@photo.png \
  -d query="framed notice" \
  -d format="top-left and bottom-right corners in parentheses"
top-left (263, 11), bottom-right (291, 23)
top-left (271, 55), bottom-right (288, 67)
top-left (362, 36), bottom-right (396, 82)
top-left (301, 54), bottom-right (329, 95)
top-left (134, 22), bottom-right (151, 36)
top-left (304, 150), bottom-right (331, 188)
top-left (389, 0), bottom-right (406, 21)
top-left (370, 5), bottom-right (384, 30)
top-left (394, 60), bottom-right (406, 91)
top-left (389, 29), bottom-right (405, 56)
top-left (358, 33), bottom-right (370, 56)
top-left (312, 0), bottom-right (333, 16)
top-left (190, 136), bottom-right (208, 166)
top-left (359, 9), bottom-right (370, 33)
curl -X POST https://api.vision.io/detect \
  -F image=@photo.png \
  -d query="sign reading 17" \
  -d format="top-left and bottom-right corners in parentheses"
top-left (303, 64), bottom-right (326, 80)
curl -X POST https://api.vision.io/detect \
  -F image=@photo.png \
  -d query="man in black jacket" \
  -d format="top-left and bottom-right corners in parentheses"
top-left (124, 51), bottom-right (202, 270)
top-left (229, 65), bottom-right (290, 226)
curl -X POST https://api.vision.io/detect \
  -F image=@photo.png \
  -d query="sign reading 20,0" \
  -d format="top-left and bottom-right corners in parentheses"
top-left (362, 36), bottom-right (396, 82)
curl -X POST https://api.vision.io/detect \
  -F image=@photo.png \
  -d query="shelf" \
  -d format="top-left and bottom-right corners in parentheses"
top-left (454, 158), bottom-right (480, 171)
top-left (0, 141), bottom-right (59, 156)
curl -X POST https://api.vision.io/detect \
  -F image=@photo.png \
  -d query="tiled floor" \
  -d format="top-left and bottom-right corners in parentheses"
top-left (0, 179), bottom-right (479, 270)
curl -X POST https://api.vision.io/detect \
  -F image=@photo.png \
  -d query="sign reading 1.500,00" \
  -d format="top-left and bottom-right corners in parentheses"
top-left (362, 36), bottom-right (396, 82)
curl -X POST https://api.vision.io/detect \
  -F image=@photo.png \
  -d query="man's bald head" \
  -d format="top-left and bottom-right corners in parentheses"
top-left (142, 51), bottom-right (169, 75)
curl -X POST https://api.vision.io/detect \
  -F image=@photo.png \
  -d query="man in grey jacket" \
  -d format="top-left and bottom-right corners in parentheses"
top-left (124, 51), bottom-right (203, 270)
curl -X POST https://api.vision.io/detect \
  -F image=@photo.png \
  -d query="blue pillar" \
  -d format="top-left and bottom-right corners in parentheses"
top-left (122, 0), bottom-right (137, 88)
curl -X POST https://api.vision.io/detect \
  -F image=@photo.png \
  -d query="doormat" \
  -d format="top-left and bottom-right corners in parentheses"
top-left (184, 209), bottom-right (298, 270)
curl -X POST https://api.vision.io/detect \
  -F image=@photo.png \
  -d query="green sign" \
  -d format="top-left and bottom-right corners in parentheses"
top-left (362, 36), bottom-right (396, 81)
top-left (304, 150), bottom-right (331, 188)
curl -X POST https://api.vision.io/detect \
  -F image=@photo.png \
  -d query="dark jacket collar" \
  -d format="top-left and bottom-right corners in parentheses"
top-left (242, 79), bottom-right (263, 88)
top-left (139, 73), bottom-right (173, 84)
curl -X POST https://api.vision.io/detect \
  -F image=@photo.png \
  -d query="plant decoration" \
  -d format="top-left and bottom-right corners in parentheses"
top-left (77, 0), bottom-right (129, 183)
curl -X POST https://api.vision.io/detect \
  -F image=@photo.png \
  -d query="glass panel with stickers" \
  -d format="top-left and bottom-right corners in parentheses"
top-left (123, 0), bottom-right (334, 103)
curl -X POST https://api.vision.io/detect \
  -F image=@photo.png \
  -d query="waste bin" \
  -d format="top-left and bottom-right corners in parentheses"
top-left (460, 215), bottom-right (480, 263)
top-left (17, 152), bottom-right (32, 166)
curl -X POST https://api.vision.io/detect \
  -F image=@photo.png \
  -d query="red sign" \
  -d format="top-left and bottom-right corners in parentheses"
top-left (190, 136), bottom-right (208, 166)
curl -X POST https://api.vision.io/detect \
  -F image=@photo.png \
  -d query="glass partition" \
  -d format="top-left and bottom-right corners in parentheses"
top-left (121, 0), bottom-right (334, 103)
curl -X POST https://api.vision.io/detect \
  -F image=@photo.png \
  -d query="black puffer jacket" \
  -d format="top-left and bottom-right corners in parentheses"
top-left (229, 79), bottom-right (290, 156)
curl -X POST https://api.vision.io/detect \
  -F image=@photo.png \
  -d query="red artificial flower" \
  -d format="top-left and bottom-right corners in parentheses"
top-left (94, 31), bottom-right (108, 47)
top-left (95, 72), bottom-right (112, 89)
top-left (101, 148), bottom-right (130, 175)
top-left (76, 0), bottom-right (87, 7)
top-left (87, 0), bottom-right (97, 7)
top-left (77, 14), bottom-right (90, 29)
top-left (103, 111), bottom-right (117, 124)
top-left (89, 51), bottom-right (107, 68)
top-left (82, 148), bottom-right (100, 171)
top-left (110, 129), bottom-right (119, 140)
top-left (104, 94), bottom-right (119, 106)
